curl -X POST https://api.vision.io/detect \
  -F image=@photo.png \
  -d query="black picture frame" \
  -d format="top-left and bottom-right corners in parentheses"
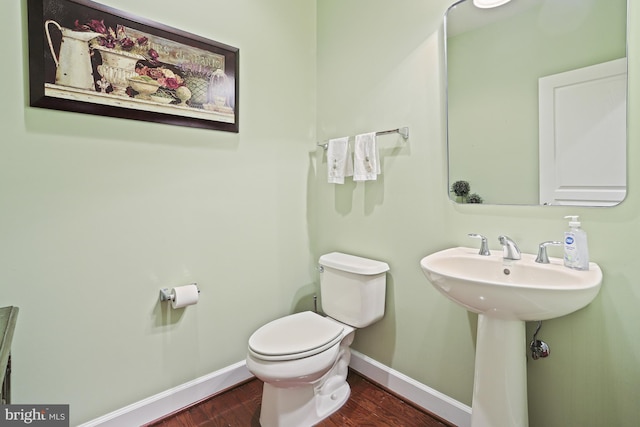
top-left (27, 0), bottom-right (239, 132)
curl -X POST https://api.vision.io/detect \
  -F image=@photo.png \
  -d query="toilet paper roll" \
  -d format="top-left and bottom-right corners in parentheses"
top-left (171, 284), bottom-right (199, 309)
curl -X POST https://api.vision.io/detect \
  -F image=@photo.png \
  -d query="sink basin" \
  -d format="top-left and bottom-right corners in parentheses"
top-left (420, 247), bottom-right (602, 426)
top-left (420, 246), bottom-right (602, 321)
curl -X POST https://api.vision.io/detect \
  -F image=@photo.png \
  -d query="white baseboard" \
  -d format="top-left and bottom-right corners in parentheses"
top-left (350, 350), bottom-right (471, 427)
top-left (77, 361), bottom-right (253, 427)
top-left (80, 352), bottom-right (470, 427)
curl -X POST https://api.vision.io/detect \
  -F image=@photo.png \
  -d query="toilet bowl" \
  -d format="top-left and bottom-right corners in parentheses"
top-left (247, 311), bottom-right (355, 426)
top-left (245, 252), bottom-right (389, 427)
top-left (247, 311), bottom-right (353, 383)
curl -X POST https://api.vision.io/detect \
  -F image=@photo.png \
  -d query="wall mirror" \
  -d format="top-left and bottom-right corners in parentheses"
top-left (445, 0), bottom-right (627, 206)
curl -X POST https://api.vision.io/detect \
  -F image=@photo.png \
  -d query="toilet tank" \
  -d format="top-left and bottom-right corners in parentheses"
top-left (318, 252), bottom-right (389, 328)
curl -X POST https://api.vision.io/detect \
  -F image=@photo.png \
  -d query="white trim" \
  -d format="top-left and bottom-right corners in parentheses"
top-left (79, 353), bottom-right (470, 427)
top-left (349, 350), bottom-right (471, 427)
top-left (77, 361), bottom-right (253, 427)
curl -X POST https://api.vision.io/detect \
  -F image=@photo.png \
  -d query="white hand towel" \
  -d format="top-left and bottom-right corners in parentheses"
top-left (353, 132), bottom-right (380, 181)
top-left (327, 137), bottom-right (353, 184)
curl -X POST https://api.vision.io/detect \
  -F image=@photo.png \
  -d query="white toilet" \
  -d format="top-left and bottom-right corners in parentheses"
top-left (246, 252), bottom-right (389, 427)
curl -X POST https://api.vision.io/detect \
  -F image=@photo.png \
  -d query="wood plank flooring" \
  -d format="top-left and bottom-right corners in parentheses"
top-left (146, 370), bottom-right (453, 427)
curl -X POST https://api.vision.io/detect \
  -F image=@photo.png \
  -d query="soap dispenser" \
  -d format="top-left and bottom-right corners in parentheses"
top-left (563, 215), bottom-right (589, 270)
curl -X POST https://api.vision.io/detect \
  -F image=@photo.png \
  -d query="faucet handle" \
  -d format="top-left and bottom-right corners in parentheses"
top-left (468, 233), bottom-right (491, 256)
top-left (535, 241), bottom-right (563, 264)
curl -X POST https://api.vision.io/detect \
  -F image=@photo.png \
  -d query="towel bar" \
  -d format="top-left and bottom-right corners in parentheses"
top-left (317, 126), bottom-right (409, 150)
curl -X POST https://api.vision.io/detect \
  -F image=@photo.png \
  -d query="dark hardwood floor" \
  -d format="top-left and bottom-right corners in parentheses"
top-left (146, 370), bottom-right (453, 427)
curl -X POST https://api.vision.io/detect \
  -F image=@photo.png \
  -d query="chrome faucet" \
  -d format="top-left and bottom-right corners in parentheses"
top-left (535, 241), bottom-right (563, 264)
top-left (468, 233), bottom-right (491, 256)
top-left (498, 235), bottom-right (521, 260)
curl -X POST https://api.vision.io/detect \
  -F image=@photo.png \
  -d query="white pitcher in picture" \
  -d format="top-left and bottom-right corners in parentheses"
top-left (45, 20), bottom-right (101, 91)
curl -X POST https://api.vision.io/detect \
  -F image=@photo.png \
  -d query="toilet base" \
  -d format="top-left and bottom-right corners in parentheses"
top-left (250, 318), bottom-right (355, 427)
top-left (258, 334), bottom-right (353, 427)
top-left (259, 379), bottom-right (350, 427)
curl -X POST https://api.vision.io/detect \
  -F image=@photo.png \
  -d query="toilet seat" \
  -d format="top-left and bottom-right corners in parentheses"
top-left (248, 311), bottom-right (344, 362)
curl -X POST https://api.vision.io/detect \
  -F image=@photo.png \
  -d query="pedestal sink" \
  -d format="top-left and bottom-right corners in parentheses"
top-left (420, 247), bottom-right (602, 427)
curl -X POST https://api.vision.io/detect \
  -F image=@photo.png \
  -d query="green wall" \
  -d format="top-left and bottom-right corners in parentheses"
top-left (1, 0), bottom-right (317, 424)
top-left (316, 0), bottom-right (640, 426)
top-left (1, 0), bottom-right (639, 426)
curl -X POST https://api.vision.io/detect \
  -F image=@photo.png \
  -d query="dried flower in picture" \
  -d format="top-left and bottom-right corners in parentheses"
top-left (75, 19), bottom-right (157, 60)
top-left (135, 65), bottom-right (185, 90)
top-left (178, 62), bottom-right (215, 79)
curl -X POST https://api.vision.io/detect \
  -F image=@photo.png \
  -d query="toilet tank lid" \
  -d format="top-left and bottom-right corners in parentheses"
top-left (319, 252), bottom-right (389, 275)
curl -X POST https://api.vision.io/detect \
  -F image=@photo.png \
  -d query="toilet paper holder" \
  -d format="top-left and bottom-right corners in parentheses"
top-left (159, 284), bottom-right (200, 302)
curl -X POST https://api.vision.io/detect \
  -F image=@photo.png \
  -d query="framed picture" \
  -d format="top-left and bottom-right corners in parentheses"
top-left (27, 0), bottom-right (239, 132)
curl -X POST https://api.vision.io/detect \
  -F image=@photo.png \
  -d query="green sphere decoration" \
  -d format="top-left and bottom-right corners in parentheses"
top-left (467, 193), bottom-right (484, 204)
top-left (451, 180), bottom-right (471, 197)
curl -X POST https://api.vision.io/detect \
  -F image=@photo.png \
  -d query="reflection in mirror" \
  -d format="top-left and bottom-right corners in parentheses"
top-left (445, 0), bottom-right (627, 206)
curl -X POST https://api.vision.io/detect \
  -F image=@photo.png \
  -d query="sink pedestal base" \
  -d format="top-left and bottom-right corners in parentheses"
top-left (472, 315), bottom-right (528, 427)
